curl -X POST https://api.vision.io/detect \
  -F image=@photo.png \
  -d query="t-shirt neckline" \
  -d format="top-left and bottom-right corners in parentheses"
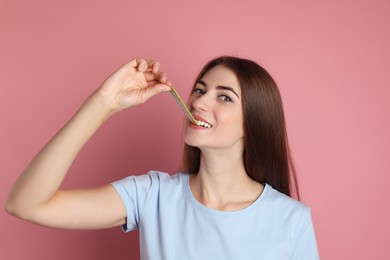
top-left (182, 173), bottom-right (269, 216)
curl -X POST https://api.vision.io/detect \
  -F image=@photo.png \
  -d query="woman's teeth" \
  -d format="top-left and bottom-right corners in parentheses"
top-left (196, 120), bottom-right (212, 128)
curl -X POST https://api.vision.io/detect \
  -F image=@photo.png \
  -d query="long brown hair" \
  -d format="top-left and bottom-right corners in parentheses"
top-left (181, 56), bottom-right (299, 199)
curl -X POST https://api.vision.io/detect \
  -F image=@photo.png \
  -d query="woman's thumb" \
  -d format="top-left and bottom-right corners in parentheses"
top-left (141, 84), bottom-right (171, 103)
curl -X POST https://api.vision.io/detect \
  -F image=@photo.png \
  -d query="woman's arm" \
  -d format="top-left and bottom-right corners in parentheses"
top-left (5, 58), bottom-right (171, 229)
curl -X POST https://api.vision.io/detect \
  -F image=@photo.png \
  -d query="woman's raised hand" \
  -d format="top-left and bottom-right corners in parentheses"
top-left (92, 57), bottom-right (172, 113)
top-left (6, 57), bottom-right (172, 229)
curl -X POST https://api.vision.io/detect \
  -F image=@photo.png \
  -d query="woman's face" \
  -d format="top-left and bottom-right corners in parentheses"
top-left (184, 65), bottom-right (244, 152)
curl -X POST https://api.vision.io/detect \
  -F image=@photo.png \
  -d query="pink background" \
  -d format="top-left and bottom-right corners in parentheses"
top-left (1, 0), bottom-right (389, 259)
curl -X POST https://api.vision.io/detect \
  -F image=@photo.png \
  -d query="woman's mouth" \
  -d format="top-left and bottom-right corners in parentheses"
top-left (195, 120), bottom-right (212, 128)
top-left (192, 116), bottom-right (213, 128)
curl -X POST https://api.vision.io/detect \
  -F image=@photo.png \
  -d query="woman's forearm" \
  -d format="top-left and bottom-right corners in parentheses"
top-left (6, 95), bottom-right (113, 218)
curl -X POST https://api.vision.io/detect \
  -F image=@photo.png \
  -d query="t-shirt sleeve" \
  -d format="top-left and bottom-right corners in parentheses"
top-left (291, 207), bottom-right (320, 259)
top-left (111, 173), bottom-right (155, 232)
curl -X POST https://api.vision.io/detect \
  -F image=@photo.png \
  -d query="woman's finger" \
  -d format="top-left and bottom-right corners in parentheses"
top-left (128, 57), bottom-right (143, 68)
top-left (127, 57), bottom-right (148, 71)
top-left (127, 58), bottom-right (160, 74)
top-left (144, 71), bottom-right (169, 85)
top-left (156, 72), bottom-right (167, 83)
top-left (144, 72), bottom-right (158, 82)
top-left (142, 84), bottom-right (171, 101)
top-left (147, 60), bottom-right (160, 73)
top-left (138, 59), bottom-right (148, 72)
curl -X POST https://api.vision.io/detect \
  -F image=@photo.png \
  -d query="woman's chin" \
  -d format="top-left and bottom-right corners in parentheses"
top-left (184, 138), bottom-right (200, 148)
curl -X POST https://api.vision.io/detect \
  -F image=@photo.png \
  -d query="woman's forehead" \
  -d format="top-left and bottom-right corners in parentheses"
top-left (200, 66), bottom-right (241, 92)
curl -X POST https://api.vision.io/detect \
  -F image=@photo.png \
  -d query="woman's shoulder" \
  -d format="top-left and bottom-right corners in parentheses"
top-left (262, 184), bottom-right (310, 215)
top-left (140, 170), bottom-right (188, 192)
top-left (147, 170), bottom-right (188, 183)
top-left (112, 171), bottom-right (188, 193)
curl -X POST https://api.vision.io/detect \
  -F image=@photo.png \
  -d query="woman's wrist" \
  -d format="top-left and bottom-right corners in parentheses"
top-left (85, 91), bottom-right (118, 121)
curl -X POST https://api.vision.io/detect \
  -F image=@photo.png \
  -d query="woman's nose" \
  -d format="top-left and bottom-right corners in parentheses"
top-left (191, 93), bottom-right (210, 112)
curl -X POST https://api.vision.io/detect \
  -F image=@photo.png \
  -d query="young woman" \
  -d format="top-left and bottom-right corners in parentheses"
top-left (6, 56), bottom-right (319, 259)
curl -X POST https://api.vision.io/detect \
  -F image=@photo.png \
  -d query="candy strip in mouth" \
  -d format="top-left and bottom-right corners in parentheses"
top-left (169, 86), bottom-right (200, 126)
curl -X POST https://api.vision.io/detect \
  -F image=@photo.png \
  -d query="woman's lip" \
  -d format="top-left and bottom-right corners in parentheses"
top-left (188, 115), bottom-right (213, 130)
top-left (193, 115), bottom-right (212, 125)
top-left (188, 122), bottom-right (210, 130)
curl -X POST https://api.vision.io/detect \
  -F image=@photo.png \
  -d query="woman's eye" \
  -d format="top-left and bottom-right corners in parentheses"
top-left (219, 95), bottom-right (233, 102)
top-left (193, 88), bottom-right (205, 95)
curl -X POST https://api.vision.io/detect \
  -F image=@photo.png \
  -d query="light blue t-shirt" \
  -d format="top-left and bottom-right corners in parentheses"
top-left (111, 171), bottom-right (319, 260)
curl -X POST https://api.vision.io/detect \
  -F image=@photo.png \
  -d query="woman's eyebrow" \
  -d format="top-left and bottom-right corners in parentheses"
top-left (197, 80), bottom-right (240, 99)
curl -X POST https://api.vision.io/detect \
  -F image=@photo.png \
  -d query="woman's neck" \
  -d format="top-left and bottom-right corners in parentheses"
top-left (189, 148), bottom-right (263, 211)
